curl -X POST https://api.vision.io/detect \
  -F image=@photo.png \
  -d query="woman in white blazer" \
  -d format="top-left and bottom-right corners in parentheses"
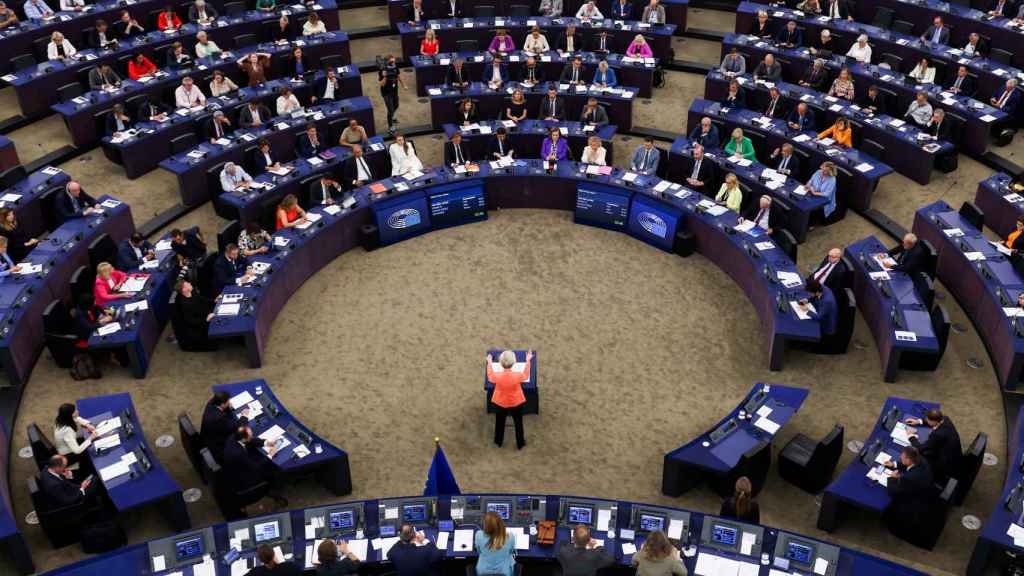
top-left (389, 134), bottom-right (424, 176)
top-left (47, 31), bottom-right (77, 60)
top-left (580, 136), bottom-right (607, 166)
top-left (54, 403), bottom-right (96, 473)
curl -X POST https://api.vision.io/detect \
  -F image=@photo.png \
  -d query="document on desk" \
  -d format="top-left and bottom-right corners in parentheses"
top-left (152, 555), bottom-right (166, 571)
top-left (813, 557), bottom-right (829, 575)
top-left (453, 529), bottom-right (475, 553)
top-left (346, 539), bottom-right (368, 561)
top-left (694, 554), bottom-right (716, 576)
top-left (1006, 522), bottom-right (1024, 547)
top-left (891, 422), bottom-right (914, 445)
top-left (435, 531), bottom-right (449, 550)
top-left (596, 509), bottom-right (611, 531)
top-left (739, 531), bottom-right (756, 555)
top-left (96, 322), bottom-right (121, 336)
top-left (94, 416), bottom-right (122, 436)
top-left (229, 391), bottom-right (254, 409)
top-left (258, 425), bottom-right (286, 443)
top-left (666, 518), bottom-right (684, 540)
top-left (193, 556), bottom-right (216, 576)
top-left (304, 543), bottom-right (319, 568)
top-left (380, 537), bottom-right (400, 557)
top-left (99, 460), bottom-right (132, 482)
top-left (94, 434), bottom-right (121, 450)
top-left (734, 220), bottom-right (756, 234)
top-left (753, 417), bottom-right (780, 435)
top-left (736, 562), bottom-right (759, 576)
top-left (790, 301), bottom-right (814, 320)
top-left (230, 557), bottom-right (249, 576)
top-left (621, 542), bottom-right (637, 555)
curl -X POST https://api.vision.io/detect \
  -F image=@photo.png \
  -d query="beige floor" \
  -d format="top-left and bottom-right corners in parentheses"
top-left (0, 7), bottom-right (1013, 576)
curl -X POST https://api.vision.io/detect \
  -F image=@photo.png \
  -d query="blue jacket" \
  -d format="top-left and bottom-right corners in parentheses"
top-left (814, 286), bottom-right (838, 335)
top-left (475, 531), bottom-right (515, 576)
top-left (995, 87), bottom-right (1021, 115)
top-left (788, 108), bottom-right (816, 131)
top-left (688, 124), bottom-right (720, 149)
top-left (115, 238), bottom-right (153, 270)
top-left (212, 253), bottom-right (248, 296)
top-left (775, 27), bottom-right (802, 46)
top-left (630, 145), bottom-right (660, 175)
top-left (480, 63), bottom-right (509, 83)
top-left (387, 541), bottom-right (445, 576)
top-left (592, 67), bottom-right (617, 86)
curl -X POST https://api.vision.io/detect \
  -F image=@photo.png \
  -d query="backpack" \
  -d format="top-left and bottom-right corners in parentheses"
top-left (653, 66), bottom-right (666, 89)
top-left (71, 353), bottom-right (101, 380)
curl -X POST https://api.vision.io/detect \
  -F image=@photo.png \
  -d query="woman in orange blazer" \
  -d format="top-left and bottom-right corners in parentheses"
top-left (818, 117), bottom-right (853, 148)
top-left (485, 349), bottom-right (532, 449)
top-left (93, 262), bottom-right (134, 306)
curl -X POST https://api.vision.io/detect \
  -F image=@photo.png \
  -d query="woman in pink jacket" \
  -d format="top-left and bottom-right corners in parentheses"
top-left (626, 34), bottom-right (654, 58)
top-left (93, 262), bottom-right (134, 306)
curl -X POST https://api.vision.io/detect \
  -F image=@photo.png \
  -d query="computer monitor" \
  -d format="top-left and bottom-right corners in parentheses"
top-left (253, 520), bottom-right (281, 544)
top-left (329, 510), bottom-right (356, 531)
top-left (785, 540), bottom-right (815, 565)
top-left (486, 501), bottom-right (511, 520)
top-left (567, 504), bottom-right (594, 525)
top-left (711, 523), bottom-right (738, 547)
top-left (403, 503), bottom-right (428, 523)
top-left (638, 513), bottom-right (665, 532)
top-left (174, 536), bottom-right (204, 563)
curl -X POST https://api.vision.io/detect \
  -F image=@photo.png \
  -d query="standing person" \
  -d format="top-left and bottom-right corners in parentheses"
top-left (485, 349), bottom-right (532, 449)
top-left (379, 54), bottom-right (406, 134)
top-left (719, 477), bottom-right (760, 523)
top-left (475, 512), bottom-right (516, 576)
top-left (631, 530), bottom-right (688, 576)
top-left (558, 525), bottom-right (614, 576)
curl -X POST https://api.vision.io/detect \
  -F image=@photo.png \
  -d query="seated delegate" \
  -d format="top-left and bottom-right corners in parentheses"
top-left (688, 117), bottom-right (719, 149)
top-left (581, 136), bottom-right (607, 166)
top-left (541, 128), bottom-right (569, 163)
top-left (315, 539), bottom-right (360, 576)
top-left (715, 173), bottom-right (743, 213)
top-left (475, 512), bottom-right (516, 576)
top-left (631, 530), bottom-right (688, 576)
top-left (173, 280), bottom-right (217, 352)
top-left (630, 138), bottom-right (660, 175)
top-left (818, 117), bottom-right (852, 148)
top-left (276, 194), bottom-right (307, 230)
top-left (558, 525), bottom-right (614, 576)
top-left (802, 279), bottom-right (837, 336)
top-left (212, 243), bottom-right (253, 296)
top-left (388, 524), bottom-right (445, 576)
top-left (724, 128), bottom-right (755, 161)
top-left (93, 262), bottom-right (134, 306)
top-left (805, 162), bottom-right (837, 221)
top-left (56, 181), bottom-right (97, 223)
top-left (224, 424), bottom-right (288, 508)
top-left (905, 409), bottom-right (961, 483)
top-left (247, 544), bottom-right (302, 575)
top-left (54, 403), bottom-right (97, 477)
top-left (116, 233), bottom-right (154, 270)
top-left (720, 476), bottom-right (760, 523)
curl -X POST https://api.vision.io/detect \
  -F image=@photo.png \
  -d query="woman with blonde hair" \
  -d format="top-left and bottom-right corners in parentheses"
top-left (715, 173), bottom-right (743, 213)
top-left (48, 31), bottom-right (77, 60)
top-left (93, 262), bottom-right (133, 306)
top-left (631, 530), bottom-right (688, 576)
top-left (807, 161), bottom-right (838, 219)
top-left (475, 511), bottom-right (516, 576)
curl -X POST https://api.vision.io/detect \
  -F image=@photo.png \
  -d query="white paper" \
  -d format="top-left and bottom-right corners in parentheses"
top-left (95, 417), bottom-right (122, 436)
top-left (453, 529), bottom-right (475, 552)
top-left (96, 322), bottom-right (121, 336)
top-left (694, 554), bottom-right (716, 576)
top-left (99, 460), bottom-right (131, 481)
top-left (217, 303), bottom-right (240, 316)
top-left (754, 417), bottom-right (780, 435)
top-left (258, 425), bottom-right (286, 442)
top-left (229, 391), bottom-right (254, 409)
top-left (895, 330), bottom-right (918, 342)
top-left (981, 114), bottom-right (997, 122)
top-left (124, 300), bottom-right (148, 312)
top-left (380, 536), bottom-right (401, 557)
top-left (596, 509), bottom-right (611, 532)
top-left (347, 539), bottom-right (368, 561)
top-left (814, 557), bottom-right (829, 575)
top-left (622, 542), bottom-right (637, 555)
top-left (152, 555), bottom-right (166, 571)
top-left (740, 532), bottom-right (756, 555)
top-left (738, 562), bottom-right (760, 576)
top-left (94, 435), bottom-right (121, 450)
top-left (667, 518), bottom-right (684, 540)
top-left (436, 531), bottom-right (449, 550)
top-left (305, 524), bottom-right (316, 540)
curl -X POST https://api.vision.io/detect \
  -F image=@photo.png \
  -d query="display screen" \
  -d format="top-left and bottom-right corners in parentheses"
top-left (429, 181), bottom-right (487, 229)
top-left (486, 502), bottom-right (511, 520)
top-left (786, 541), bottom-right (814, 564)
top-left (627, 196), bottom-right (681, 252)
top-left (329, 510), bottom-right (355, 530)
top-left (174, 536), bottom-right (204, 562)
top-left (711, 524), bottom-right (737, 547)
top-left (638, 514), bottom-right (665, 532)
top-left (403, 504), bottom-right (428, 522)
top-left (568, 505), bottom-right (593, 525)
top-left (575, 184), bottom-right (631, 231)
top-left (374, 192), bottom-right (432, 245)
top-left (253, 520), bottom-right (280, 543)
top-left (380, 525), bottom-right (396, 537)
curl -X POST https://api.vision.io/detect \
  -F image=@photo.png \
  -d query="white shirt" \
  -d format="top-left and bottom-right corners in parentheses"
top-left (54, 417), bottom-right (92, 458)
top-left (60, 0), bottom-right (84, 10)
top-left (276, 94), bottom-right (301, 115)
top-left (846, 43), bottom-right (871, 63)
top-left (964, 41), bottom-right (980, 57)
top-left (303, 20), bottom-right (326, 35)
top-left (322, 78), bottom-right (337, 99)
top-left (220, 166), bottom-right (252, 191)
top-left (247, 106), bottom-right (262, 125)
top-left (47, 39), bottom-right (77, 60)
top-left (175, 84), bottom-right (206, 108)
top-left (581, 146), bottom-right (607, 166)
top-left (490, 64), bottom-right (503, 83)
top-left (907, 100), bottom-right (933, 125)
top-left (523, 34), bottom-right (550, 54)
top-left (576, 4), bottom-right (603, 19)
top-left (195, 39), bottom-right (221, 58)
top-left (389, 142), bottom-right (424, 176)
top-left (209, 77), bottom-right (238, 96)
top-left (355, 155), bottom-right (372, 182)
top-left (909, 64), bottom-right (935, 84)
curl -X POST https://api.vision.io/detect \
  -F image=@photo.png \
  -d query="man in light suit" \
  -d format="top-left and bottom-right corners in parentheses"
top-left (641, 0), bottom-right (665, 24)
top-left (920, 16), bottom-right (950, 45)
top-left (991, 78), bottom-right (1021, 115)
top-left (630, 137), bottom-right (660, 175)
top-left (810, 247), bottom-right (848, 291)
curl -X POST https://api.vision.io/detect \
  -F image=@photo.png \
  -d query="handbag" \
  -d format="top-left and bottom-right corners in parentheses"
top-left (536, 520), bottom-right (556, 545)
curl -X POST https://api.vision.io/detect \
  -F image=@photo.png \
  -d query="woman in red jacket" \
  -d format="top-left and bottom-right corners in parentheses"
top-left (128, 53), bottom-right (157, 80)
top-left (156, 5), bottom-right (181, 30)
top-left (93, 262), bottom-right (135, 306)
top-left (485, 349), bottom-right (533, 449)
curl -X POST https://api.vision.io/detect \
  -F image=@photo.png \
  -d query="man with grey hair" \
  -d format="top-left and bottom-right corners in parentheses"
top-left (884, 234), bottom-right (928, 298)
top-left (387, 523), bottom-right (445, 576)
top-left (558, 525), bottom-right (614, 576)
top-left (904, 91), bottom-right (932, 127)
top-left (189, 0), bottom-right (217, 23)
top-left (205, 109), bottom-right (232, 142)
top-left (810, 247), bottom-right (848, 291)
top-left (991, 78), bottom-right (1020, 114)
top-left (219, 162), bottom-right (252, 192)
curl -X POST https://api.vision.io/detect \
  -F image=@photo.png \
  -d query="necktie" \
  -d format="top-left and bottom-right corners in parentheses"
top-left (601, 36), bottom-right (605, 50)
top-left (572, 68), bottom-right (578, 83)
top-left (498, 139), bottom-right (504, 155)
top-left (999, 91), bottom-right (1010, 107)
top-left (70, 194), bottom-right (80, 212)
top-left (998, 0), bottom-right (1005, 13)
top-left (932, 27), bottom-right (940, 43)
top-left (215, 122), bottom-right (221, 138)
top-left (954, 76), bottom-right (962, 90)
top-left (779, 155), bottom-right (789, 172)
top-left (359, 157), bottom-right (371, 179)
top-left (529, 68), bottom-right (535, 82)
top-left (550, 98), bottom-right (556, 116)
top-left (690, 159), bottom-right (701, 180)
top-left (814, 262), bottom-right (833, 282)
top-left (768, 99), bottom-right (776, 116)
top-left (755, 207), bottom-right (766, 226)
top-left (454, 144), bottom-right (463, 164)
top-left (322, 184), bottom-right (329, 203)
top-left (643, 149), bottom-right (651, 170)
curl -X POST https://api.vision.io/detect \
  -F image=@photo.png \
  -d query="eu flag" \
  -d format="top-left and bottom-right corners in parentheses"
top-left (423, 438), bottom-right (461, 496)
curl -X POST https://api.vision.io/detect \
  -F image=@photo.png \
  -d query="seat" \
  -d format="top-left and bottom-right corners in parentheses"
top-left (887, 478), bottom-right (956, 549)
top-left (57, 83), bottom-right (84, 103)
top-left (715, 440), bottom-right (771, 498)
top-left (69, 265), bottom-right (94, 306)
top-left (920, 239), bottom-right (938, 280)
top-left (169, 133), bottom-right (197, 156)
top-left (27, 423), bottom-right (56, 470)
top-left (474, 5), bottom-right (495, 17)
top-left (32, 36), bottom-right (50, 62)
top-left (861, 139), bottom-right (885, 162)
top-left (197, 252), bottom-right (219, 298)
top-left (891, 20), bottom-right (915, 36)
top-left (42, 300), bottom-right (78, 368)
top-left (178, 413), bottom-right (208, 484)
top-left (40, 186), bottom-right (66, 231)
top-left (28, 476), bottom-right (90, 548)
top-left (791, 149), bottom-right (810, 181)
top-left (206, 161), bottom-right (227, 203)
top-left (319, 55), bottom-right (344, 72)
top-left (881, 53), bottom-right (903, 73)
top-left (774, 229), bottom-right (798, 262)
top-left (778, 424), bottom-right (844, 493)
top-left (817, 287), bottom-right (856, 354)
top-left (456, 39), bottom-right (478, 53)
top-left (870, 7), bottom-right (894, 29)
top-left (11, 53), bottom-right (35, 71)
top-left (0, 165), bottom-right (27, 189)
top-left (958, 201), bottom-right (984, 231)
top-left (953, 432), bottom-right (987, 505)
top-left (327, 118), bottom-right (347, 146)
top-left (224, 1), bottom-right (245, 16)
top-left (204, 448), bottom-right (268, 520)
top-left (87, 233), bottom-right (117, 270)
top-left (901, 303), bottom-right (949, 372)
top-left (917, 273), bottom-right (935, 310)
top-left (509, 4), bottom-right (530, 17)
top-left (745, 131), bottom-right (767, 162)
top-left (217, 220), bottom-right (241, 253)
top-left (235, 33), bottom-right (257, 49)
top-left (259, 194), bottom-right (280, 232)
top-left (991, 48), bottom-right (1013, 66)
top-left (831, 166), bottom-right (853, 223)
top-left (298, 175), bottom-right (321, 209)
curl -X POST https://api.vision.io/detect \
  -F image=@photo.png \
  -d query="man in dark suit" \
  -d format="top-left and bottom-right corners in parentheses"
top-left (439, 0), bottom-right (461, 18)
top-left (222, 424), bottom-right (287, 506)
top-left (212, 244), bottom-right (251, 297)
top-left (135, 98), bottom-right (166, 122)
top-left (723, 80), bottom-right (746, 109)
top-left (590, 30), bottom-right (613, 53)
top-left (769, 143), bottom-right (800, 178)
top-left (38, 455), bottom-right (97, 509)
top-left (946, 66), bottom-right (975, 97)
top-left (444, 131), bottom-right (472, 166)
top-left (802, 279), bottom-right (837, 336)
top-left (906, 409), bottom-right (962, 483)
top-left (239, 101), bottom-right (272, 128)
top-left (810, 247), bottom-right (848, 291)
top-left (753, 54), bottom-right (782, 82)
top-left (558, 525), bottom-right (614, 576)
top-left (924, 109), bottom-right (949, 141)
top-left (252, 139), bottom-right (277, 174)
top-left (247, 545), bottom-right (302, 575)
top-left (683, 143), bottom-right (715, 194)
top-left (988, 0), bottom-right (1017, 17)
top-left (857, 85), bottom-right (887, 115)
top-left (763, 86), bottom-right (787, 118)
top-left (55, 181), bottom-right (97, 224)
top-left (775, 20), bottom-right (802, 48)
top-left (200, 391), bottom-right (238, 464)
top-left (310, 176), bottom-right (343, 205)
top-left (88, 19), bottom-right (119, 50)
top-left (799, 59), bottom-right (828, 92)
top-left (688, 116), bottom-right (719, 149)
top-left (488, 127), bottom-right (515, 159)
top-left (170, 227), bottom-right (207, 262)
top-left (882, 447), bottom-right (935, 535)
top-left (788, 102), bottom-right (816, 132)
top-left (312, 67), bottom-right (342, 103)
top-left (88, 64), bottom-right (121, 90)
top-left (920, 16), bottom-right (950, 45)
top-left (579, 97), bottom-right (608, 125)
top-left (808, 30), bottom-right (834, 58)
top-left (743, 195), bottom-right (786, 236)
top-left (406, 0), bottom-right (426, 24)
top-left (295, 123), bottom-right (325, 158)
top-left (991, 78), bottom-right (1021, 115)
top-left (116, 233), bottom-right (154, 270)
top-left (559, 57), bottom-right (587, 85)
top-left (821, 0), bottom-right (852, 20)
top-left (204, 110), bottom-right (232, 143)
top-left (343, 144), bottom-right (375, 189)
top-left (886, 233), bottom-right (927, 277)
top-left (519, 56), bottom-right (543, 84)
top-left (537, 86), bottom-right (565, 121)
top-left (387, 524), bottom-right (445, 576)
top-left (557, 25), bottom-right (581, 53)
top-left (446, 59), bottom-right (470, 89)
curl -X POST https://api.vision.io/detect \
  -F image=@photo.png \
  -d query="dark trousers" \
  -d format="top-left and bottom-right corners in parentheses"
top-left (494, 404), bottom-right (525, 448)
top-left (381, 89), bottom-right (399, 125)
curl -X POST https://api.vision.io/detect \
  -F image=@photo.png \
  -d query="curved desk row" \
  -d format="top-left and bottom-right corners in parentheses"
top-left (687, 98), bottom-right (893, 213)
top-left (207, 159), bottom-right (819, 370)
top-left (0, 164), bottom-right (71, 240)
top-left (429, 81), bottom-right (637, 130)
top-left (161, 95), bottom-right (374, 207)
top-left (398, 16), bottom-right (676, 61)
top-left (99, 68), bottom-right (363, 180)
top-left (50, 32), bottom-right (352, 149)
top-left (0, 415), bottom-right (33, 574)
top-left (3, 5), bottom-right (342, 119)
top-left (387, 0), bottom-right (689, 34)
top-left (912, 198), bottom-right (1024, 390)
top-left (845, 235), bottom-right (942, 383)
top-left (736, 1), bottom-right (1018, 143)
top-left (663, 382), bottom-right (808, 496)
top-left (215, 137), bottom-right (389, 225)
top-left (413, 50), bottom-right (657, 98)
top-left (0, 137), bottom-right (18, 173)
top-left (42, 491), bottom-right (925, 576)
top-left (973, 172), bottom-right (1021, 239)
top-left (667, 136), bottom-right (828, 243)
top-left (442, 120), bottom-right (617, 165)
top-left (0, 195), bottom-right (133, 386)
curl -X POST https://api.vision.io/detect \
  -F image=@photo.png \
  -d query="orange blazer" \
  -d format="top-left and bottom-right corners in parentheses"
top-left (486, 358), bottom-right (531, 408)
top-left (818, 124), bottom-right (852, 147)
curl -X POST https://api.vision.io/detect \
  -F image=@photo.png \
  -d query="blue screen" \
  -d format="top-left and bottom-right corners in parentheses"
top-left (487, 502), bottom-right (511, 520)
top-left (575, 184), bottom-right (631, 231)
top-left (429, 181), bottom-right (487, 229)
top-left (712, 525), bottom-right (737, 546)
top-left (639, 514), bottom-right (664, 532)
top-left (330, 510), bottom-right (354, 530)
top-left (786, 541), bottom-right (813, 564)
top-left (403, 504), bottom-right (428, 522)
top-left (568, 505), bottom-right (593, 524)
top-left (627, 196), bottom-right (681, 252)
top-left (374, 192), bottom-right (432, 245)
top-left (380, 525), bottom-right (396, 537)
top-left (254, 521), bottom-right (280, 543)
top-left (174, 537), bottom-right (203, 562)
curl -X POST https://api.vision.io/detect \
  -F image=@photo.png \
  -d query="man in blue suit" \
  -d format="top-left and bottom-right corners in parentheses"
top-left (920, 16), bottom-right (950, 45)
top-left (295, 123), bottom-right (325, 158)
top-left (803, 278), bottom-right (837, 335)
top-left (222, 424), bottom-right (287, 507)
top-left (211, 244), bottom-right (251, 297)
top-left (688, 116), bottom-right (720, 149)
top-left (54, 181), bottom-right (97, 224)
top-left (481, 54), bottom-right (509, 89)
top-left (788, 102), bottom-right (816, 132)
top-left (775, 20), bottom-right (802, 48)
top-left (387, 524), bottom-right (445, 576)
top-left (630, 137), bottom-right (660, 175)
top-left (991, 78), bottom-right (1021, 115)
top-left (116, 233), bottom-right (154, 270)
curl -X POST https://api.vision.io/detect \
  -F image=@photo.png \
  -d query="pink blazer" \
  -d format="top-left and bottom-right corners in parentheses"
top-left (93, 269), bottom-right (128, 306)
top-left (627, 42), bottom-right (653, 58)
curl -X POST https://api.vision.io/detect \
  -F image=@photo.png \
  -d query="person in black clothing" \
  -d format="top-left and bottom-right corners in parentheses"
top-left (946, 66), bottom-right (976, 98)
top-left (905, 409), bottom-right (961, 483)
top-left (54, 181), bottom-right (97, 224)
top-left (557, 525), bottom-right (614, 576)
top-left (173, 280), bottom-right (218, 351)
top-left (882, 446), bottom-right (935, 536)
top-left (924, 109), bottom-right (949, 141)
top-left (857, 85), bottom-right (886, 115)
top-left (489, 127), bottom-right (515, 159)
top-left (38, 455), bottom-right (99, 509)
top-left (246, 544), bottom-right (302, 575)
top-left (387, 523), bottom-right (445, 576)
top-left (799, 59), bottom-right (828, 93)
top-left (316, 539), bottom-right (360, 575)
top-left (446, 59), bottom-right (470, 89)
top-left (200, 391), bottom-right (237, 464)
top-left (378, 54), bottom-right (405, 133)
top-left (170, 227), bottom-right (208, 262)
top-left (885, 233), bottom-right (929, 297)
top-left (809, 247), bottom-right (848, 291)
top-left (212, 243), bottom-right (252, 297)
top-left (223, 424), bottom-right (288, 507)
top-left (719, 476), bottom-right (760, 523)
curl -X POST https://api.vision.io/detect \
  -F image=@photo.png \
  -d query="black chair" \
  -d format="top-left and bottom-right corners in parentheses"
top-left (28, 476), bottom-right (90, 548)
top-left (953, 432), bottom-right (987, 505)
top-left (235, 33), bottom-right (257, 49)
top-left (778, 424), bottom-right (844, 493)
top-left (203, 448), bottom-right (268, 520)
top-left (891, 20), bottom-right (915, 36)
top-left (775, 229), bottom-right (797, 262)
top-left (715, 440), bottom-right (771, 498)
top-left (920, 238), bottom-right (938, 280)
top-left (196, 253), bottom-right (219, 298)
top-left (69, 265), bottom-right (94, 306)
top-left (11, 53), bottom-right (35, 71)
top-left (259, 194), bottom-right (280, 232)
top-left (861, 138), bottom-right (885, 161)
top-left (474, 5), bottom-right (495, 17)
top-left (745, 131), bottom-right (767, 161)
top-left (0, 165), bottom-right (27, 189)
top-left (40, 186), bottom-right (67, 231)
top-left (901, 303), bottom-right (949, 371)
top-left (958, 201), bottom-right (984, 231)
top-left (217, 220), bottom-right (241, 253)
top-left (320, 55), bottom-right (344, 71)
top-left (509, 4), bottom-right (530, 16)
top-left (42, 300), bottom-right (78, 368)
top-left (206, 161), bottom-right (227, 202)
top-left (224, 1), bottom-right (245, 15)
top-left (816, 287), bottom-right (856, 354)
top-left (57, 83), bottom-right (84, 103)
top-left (178, 413), bottom-right (208, 484)
top-left (169, 133), bottom-right (197, 155)
top-left (991, 48), bottom-right (1013, 65)
top-left (27, 423), bottom-right (56, 470)
top-left (298, 175), bottom-right (321, 209)
top-left (32, 36), bottom-right (49, 62)
top-left (881, 53), bottom-right (903, 72)
top-left (327, 117), bottom-right (347, 146)
top-left (456, 39), bottom-right (478, 53)
top-left (870, 7), bottom-right (894, 28)
top-left (918, 272), bottom-right (935, 310)
top-left (87, 233), bottom-right (117, 270)
top-left (792, 148), bottom-right (811, 181)
top-left (887, 478), bottom-right (955, 549)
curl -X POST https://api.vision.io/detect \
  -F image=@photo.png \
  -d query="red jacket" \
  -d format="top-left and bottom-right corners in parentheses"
top-left (486, 357), bottom-right (531, 408)
top-left (93, 269), bottom-right (128, 306)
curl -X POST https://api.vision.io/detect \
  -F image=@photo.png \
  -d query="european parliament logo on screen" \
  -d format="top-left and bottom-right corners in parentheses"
top-left (636, 211), bottom-right (667, 238)
top-left (387, 208), bottom-right (422, 229)
top-left (373, 193), bottom-right (432, 245)
top-left (627, 196), bottom-right (681, 252)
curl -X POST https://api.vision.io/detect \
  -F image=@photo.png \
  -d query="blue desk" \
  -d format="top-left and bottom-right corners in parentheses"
top-left (662, 383), bottom-right (808, 496)
top-left (817, 396), bottom-right (938, 533)
top-left (484, 349), bottom-right (539, 414)
top-left (0, 415), bottom-right (33, 574)
top-left (0, 136), bottom-right (18, 172)
top-left (213, 379), bottom-right (352, 495)
top-left (912, 198), bottom-right (1024, 390)
top-left (968, 405), bottom-right (1024, 575)
top-left (443, 120), bottom-right (617, 165)
top-left (845, 235), bottom-right (941, 382)
top-left (77, 392), bottom-right (190, 532)
top-left (975, 172), bottom-right (1021, 238)
top-left (0, 165), bottom-right (71, 241)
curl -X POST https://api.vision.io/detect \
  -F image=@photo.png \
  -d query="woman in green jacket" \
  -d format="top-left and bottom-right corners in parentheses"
top-left (724, 127), bottom-right (756, 161)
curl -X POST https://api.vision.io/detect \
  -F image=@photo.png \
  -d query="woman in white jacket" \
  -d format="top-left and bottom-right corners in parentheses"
top-left (389, 134), bottom-right (424, 176)
top-left (47, 31), bottom-right (77, 60)
top-left (54, 403), bottom-right (96, 474)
